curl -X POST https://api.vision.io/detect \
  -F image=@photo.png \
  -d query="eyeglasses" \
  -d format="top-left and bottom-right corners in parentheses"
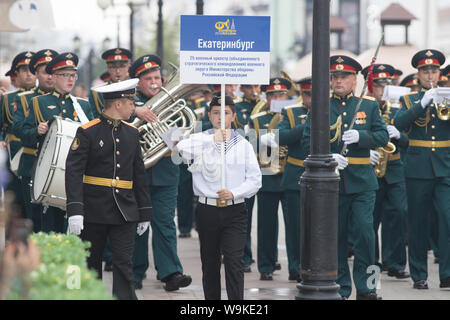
top-left (55, 73), bottom-right (78, 80)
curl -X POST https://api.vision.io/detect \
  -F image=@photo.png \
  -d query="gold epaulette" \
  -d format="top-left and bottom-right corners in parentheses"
top-left (77, 97), bottom-right (89, 102)
top-left (250, 111), bottom-right (267, 120)
top-left (121, 120), bottom-right (138, 130)
top-left (363, 95), bottom-right (376, 101)
top-left (18, 90), bottom-right (33, 97)
top-left (81, 118), bottom-right (101, 129)
top-left (405, 91), bottom-right (418, 96)
top-left (284, 103), bottom-right (303, 110)
top-left (233, 97), bottom-right (243, 104)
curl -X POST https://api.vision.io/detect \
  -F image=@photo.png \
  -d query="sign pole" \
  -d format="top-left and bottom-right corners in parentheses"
top-left (220, 84), bottom-right (226, 189)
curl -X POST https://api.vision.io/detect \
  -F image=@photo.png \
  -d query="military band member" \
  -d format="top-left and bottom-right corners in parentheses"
top-left (100, 71), bottom-right (112, 83)
top-left (274, 76), bottom-right (311, 282)
top-left (400, 73), bottom-right (420, 92)
top-left (234, 84), bottom-right (261, 272)
top-left (66, 78), bottom-right (152, 300)
top-left (438, 69), bottom-right (448, 87)
top-left (249, 78), bottom-right (290, 281)
top-left (442, 65), bottom-right (450, 87)
top-left (176, 95), bottom-right (262, 300)
top-left (361, 64), bottom-right (410, 279)
top-left (129, 54), bottom-right (192, 291)
top-left (22, 52), bottom-right (94, 233)
top-left (0, 51), bottom-right (36, 217)
top-left (89, 48), bottom-right (132, 118)
top-left (302, 56), bottom-right (388, 299)
top-left (393, 49), bottom-right (450, 290)
top-left (12, 49), bottom-right (58, 232)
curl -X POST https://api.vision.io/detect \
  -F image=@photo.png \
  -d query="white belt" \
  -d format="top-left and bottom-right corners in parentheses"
top-left (198, 196), bottom-right (244, 207)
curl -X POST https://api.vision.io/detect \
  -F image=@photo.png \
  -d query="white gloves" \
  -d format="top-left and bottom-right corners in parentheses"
top-left (260, 132), bottom-right (278, 148)
top-left (370, 150), bottom-right (380, 165)
top-left (342, 129), bottom-right (359, 145)
top-left (332, 153), bottom-right (348, 170)
top-left (137, 221), bottom-right (150, 236)
top-left (68, 215), bottom-right (84, 235)
top-left (421, 88), bottom-right (436, 109)
top-left (387, 125), bottom-right (400, 140)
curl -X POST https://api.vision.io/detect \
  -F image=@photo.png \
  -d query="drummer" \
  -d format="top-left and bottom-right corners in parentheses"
top-left (22, 52), bottom-right (94, 233)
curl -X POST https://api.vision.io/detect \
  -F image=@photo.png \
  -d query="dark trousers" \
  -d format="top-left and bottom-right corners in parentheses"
top-left (242, 195), bottom-right (255, 266)
top-left (81, 222), bottom-right (137, 300)
top-left (373, 179), bottom-right (407, 271)
top-left (196, 202), bottom-right (248, 300)
top-left (41, 206), bottom-right (66, 233)
top-left (21, 176), bottom-right (42, 232)
top-left (406, 177), bottom-right (450, 282)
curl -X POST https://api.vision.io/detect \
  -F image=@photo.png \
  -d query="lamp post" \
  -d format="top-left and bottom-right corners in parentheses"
top-left (296, 0), bottom-right (341, 300)
top-left (73, 35), bottom-right (81, 56)
top-left (156, 0), bottom-right (163, 59)
top-left (196, 0), bottom-right (203, 15)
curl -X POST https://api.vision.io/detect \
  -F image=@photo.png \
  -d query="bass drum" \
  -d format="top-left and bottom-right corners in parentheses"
top-left (31, 117), bottom-right (81, 210)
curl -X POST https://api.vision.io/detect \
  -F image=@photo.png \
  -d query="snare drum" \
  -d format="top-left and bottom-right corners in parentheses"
top-left (31, 117), bottom-right (81, 210)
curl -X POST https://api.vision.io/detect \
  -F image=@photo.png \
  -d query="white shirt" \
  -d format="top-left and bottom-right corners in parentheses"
top-left (176, 129), bottom-right (262, 200)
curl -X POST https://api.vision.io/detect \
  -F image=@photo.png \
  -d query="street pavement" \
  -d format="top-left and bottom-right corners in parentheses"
top-left (102, 203), bottom-right (450, 300)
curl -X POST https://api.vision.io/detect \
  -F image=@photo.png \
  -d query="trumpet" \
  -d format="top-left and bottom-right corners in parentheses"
top-left (430, 80), bottom-right (449, 121)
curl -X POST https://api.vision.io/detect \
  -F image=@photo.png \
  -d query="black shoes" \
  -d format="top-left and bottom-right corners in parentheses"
top-left (135, 282), bottom-right (143, 290)
top-left (413, 280), bottom-right (429, 289)
top-left (356, 292), bottom-right (382, 300)
top-left (164, 273), bottom-right (192, 292)
top-left (288, 270), bottom-right (301, 282)
top-left (179, 232), bottom-right (191, 238)
top-left (387, 269), bottom-right (410, 279)
top-left (274, 262), bottom-right (281, 271)
top-left (440, 277), bottom-right (450, 289)
top-left (260, 272), bottom-right (273, 280)
top-left (243, 264), bottom-right (252, 273)
top-left (104, 263), bottom-right (113, 272)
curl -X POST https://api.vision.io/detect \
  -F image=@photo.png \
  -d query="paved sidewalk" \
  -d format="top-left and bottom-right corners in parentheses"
top-left (103, 203), bottom-right (450, 300)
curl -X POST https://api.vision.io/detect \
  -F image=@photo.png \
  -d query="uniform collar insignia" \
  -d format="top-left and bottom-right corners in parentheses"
top-left (52, 90), bottom-right (60, 98)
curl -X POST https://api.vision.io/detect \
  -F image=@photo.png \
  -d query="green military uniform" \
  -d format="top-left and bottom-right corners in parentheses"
top-left (129, 55), bottom-right (189, 289)
top-left (372, 102), bottom-right (409, 273)
top-left (1, 87), bottom-right (27, 216)
top-left (393, 49), bottom-right (450, 287)
top-left (277, 102), bottom-right (308, 280)
top-left (22, 52), bottom-right (94, 233)
top-left (303, 56), bottom-right (389, 298)
top-left (250, 78), bottom-right (291, 279)
top-left (0, 51), bottom-right (37, 218)
top-left (360, 64), bottom-right (409, 275)
top-left (12, 49), bottom-right (58, 232)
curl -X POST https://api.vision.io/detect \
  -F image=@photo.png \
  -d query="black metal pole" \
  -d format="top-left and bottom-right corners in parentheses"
top-left (296, 0), bottom-right (341, 300)
top-left (196, 0), bottom-right (204, 15)
top-left (157, 0), bottom-right (163, 59)
top-left (129, 2), bottom-right (135, 57)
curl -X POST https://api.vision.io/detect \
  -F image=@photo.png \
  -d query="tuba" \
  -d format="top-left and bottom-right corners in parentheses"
top-left (373, 101), bottom-right (396, 178)
top-left (132, 70), bottom-right (202, 168)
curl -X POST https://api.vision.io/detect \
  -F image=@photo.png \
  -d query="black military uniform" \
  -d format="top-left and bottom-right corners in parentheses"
top-left (65, 79), bottom-right (152, 300)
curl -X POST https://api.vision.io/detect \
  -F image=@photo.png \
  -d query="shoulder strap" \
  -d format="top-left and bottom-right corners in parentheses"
top-left (32, 96), bottom-right (45, 125)
top-left (91, 90), bottom-right (103, 115)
